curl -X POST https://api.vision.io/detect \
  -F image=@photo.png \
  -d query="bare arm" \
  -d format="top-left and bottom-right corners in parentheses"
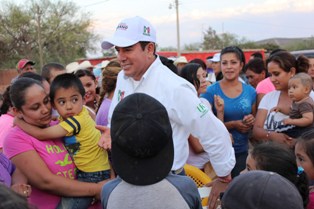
top-left (252, 108), bottom-right (290, 144)
top-left (11, 150), bottom-right (104, 198)
top-left (256, 93), bottom-right (265, 108)
top-left (11, 167), bottom-right (32, 197)
top-left (15, 117), bottom-right (67, 140)
top-left (188, 135), bottom-right (204, 154)
top-left (284, 112), bottom-right (313, 127)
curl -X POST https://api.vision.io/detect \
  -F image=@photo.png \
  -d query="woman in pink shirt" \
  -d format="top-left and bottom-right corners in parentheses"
top-left (3, 77), bottom-right (105, 209)
top-left (0, 86), bottom-right (14, 151)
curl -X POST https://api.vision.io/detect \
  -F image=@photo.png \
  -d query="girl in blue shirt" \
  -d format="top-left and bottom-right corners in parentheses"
top-left (201, 46), bottom-right (256, 177)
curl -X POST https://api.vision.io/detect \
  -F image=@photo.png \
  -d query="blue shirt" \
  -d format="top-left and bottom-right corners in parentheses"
top-left (201, 82), bottom-right (256, 153)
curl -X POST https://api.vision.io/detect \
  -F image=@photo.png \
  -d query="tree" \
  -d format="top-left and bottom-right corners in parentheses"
top-left (183, 42), bottom-right (201, 51)
top-left (0, 0), bottom-right (98, 70)
top-left (219, 33), bottom-right (239, 48)
top-left (202, 27), bottom-right (221, 50)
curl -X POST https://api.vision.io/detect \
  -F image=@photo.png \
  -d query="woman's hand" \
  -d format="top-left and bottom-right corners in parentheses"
top-left (11, 183), bottom-right (31, 198)
top-left (232, 120), bottom-right (251, 133)
top-left (242, 114), bottom-right (255, 127)
top-left (94, 179), bottom-right (111, 200)
top-left (270, 132), bottom-right (294, 147)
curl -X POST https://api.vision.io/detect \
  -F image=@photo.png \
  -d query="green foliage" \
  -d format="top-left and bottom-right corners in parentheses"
top-left (285, 37), bottom-right (314, 51)
top-left (258, 43), bottom-right (280, 52)
top-left (202, 27), bottom-right (222, 50)
top-left (202, 26), bottom-right (281, 52)
top-left (0, 0), bottom-right (99, 70)
top-left (183, 43), bottom-right (201, 51)
top-left (159, 46), bottom-right (177, 51)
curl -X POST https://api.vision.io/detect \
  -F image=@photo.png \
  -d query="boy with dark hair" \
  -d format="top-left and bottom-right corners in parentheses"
top-left (101, 93), bottom-right (202, 209)
top-left (15, 73), bottom-right (110, 209)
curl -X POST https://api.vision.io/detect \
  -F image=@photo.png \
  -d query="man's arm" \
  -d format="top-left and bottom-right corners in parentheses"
top-left (173, 85), bottom-right (235, 209)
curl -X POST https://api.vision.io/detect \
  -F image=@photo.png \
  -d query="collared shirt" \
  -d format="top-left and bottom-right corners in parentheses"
top-left (108, 57), bottom-right (235, 176)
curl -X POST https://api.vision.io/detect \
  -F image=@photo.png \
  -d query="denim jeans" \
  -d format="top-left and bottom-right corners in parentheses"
top-left (56, 169), bottom-right (110, 209)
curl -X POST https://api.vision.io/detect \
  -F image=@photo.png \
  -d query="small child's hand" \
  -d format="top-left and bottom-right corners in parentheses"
top-left (214, 95), bottom-right (224, 112)
top-left (283, 118), bottom-right (292, 125)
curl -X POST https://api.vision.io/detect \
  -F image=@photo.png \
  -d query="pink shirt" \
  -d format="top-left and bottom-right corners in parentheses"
top-left (308, 189), bottom-right (314, 209)
top-left (3, 125), bottom-right (76, 209)
top-left (256, 77), bottom-right (275, 94)
top-left (0, 113), bottom-right (14, 148)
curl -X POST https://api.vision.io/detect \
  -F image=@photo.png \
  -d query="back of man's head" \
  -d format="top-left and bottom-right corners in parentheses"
top-left (110, 93), bottom-right (174, 186)
top-left (221, 170), bottom-right (303, 209)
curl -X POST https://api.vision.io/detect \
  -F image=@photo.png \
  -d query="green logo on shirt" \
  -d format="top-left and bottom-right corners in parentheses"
top-left (55, 153), bottom-right (73, 167)
top-left (197, 103), bottom-right (209, 117)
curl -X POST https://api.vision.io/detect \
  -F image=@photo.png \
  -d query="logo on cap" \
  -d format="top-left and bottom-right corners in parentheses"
top-left (143, 26), bottom-right (151, 36)
top-left (116, 23), bottom-right (128, 31)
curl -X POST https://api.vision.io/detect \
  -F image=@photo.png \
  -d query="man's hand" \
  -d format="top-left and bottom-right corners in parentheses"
top-left (205, 179), bottom-right (229, 209)
top-left (95, 125), bottom-right (111, 150)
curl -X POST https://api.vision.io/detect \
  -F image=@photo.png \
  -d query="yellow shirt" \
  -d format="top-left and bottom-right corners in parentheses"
top-left (59, 107), bottom-right (110, 172)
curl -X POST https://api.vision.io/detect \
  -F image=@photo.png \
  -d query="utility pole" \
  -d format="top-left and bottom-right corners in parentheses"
top-left (169, 0), bottom-right (181, 56)
top-left (35, 4), bottom-right (43, 70)
top-left (175, 0), bottom-right (181, 56)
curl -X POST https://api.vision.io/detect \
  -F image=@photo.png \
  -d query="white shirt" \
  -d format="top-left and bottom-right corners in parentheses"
top-left (259, 90), bottom-right (314, 132)
top-left (108, 57), bottom-right (235, 176)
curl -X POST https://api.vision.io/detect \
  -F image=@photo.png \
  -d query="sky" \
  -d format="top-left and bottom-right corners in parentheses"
top-left (14, 0), bottom-right (314, 57)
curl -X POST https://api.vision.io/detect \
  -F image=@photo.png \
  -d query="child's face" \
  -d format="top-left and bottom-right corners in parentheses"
top-left (288, 78), bottom-right (309, 102)
top-left (241, 153), bottom-right (257, 174)
top-left (295, 142), bottom-right (314, 180)
top-left (53, 87), bottom-right (84, 119)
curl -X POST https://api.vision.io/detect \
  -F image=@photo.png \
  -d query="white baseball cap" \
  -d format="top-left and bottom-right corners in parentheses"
top-left (101, 16), bottom-right (156, 50)
top-left (210, 53), bottom-right (221, 62)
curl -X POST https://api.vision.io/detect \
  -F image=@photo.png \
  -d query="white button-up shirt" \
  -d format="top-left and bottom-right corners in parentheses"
top-left (108, 57), bottom-right (235, 176)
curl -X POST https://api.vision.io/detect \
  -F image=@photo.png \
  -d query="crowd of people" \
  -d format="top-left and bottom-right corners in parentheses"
top-left (1, 15), bottom-right (314, 209)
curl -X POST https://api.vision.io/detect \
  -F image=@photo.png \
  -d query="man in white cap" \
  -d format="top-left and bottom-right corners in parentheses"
top-left (100, 16), bottom-right (235, 209)
top-left (210, 53), bottom-right (223, 81)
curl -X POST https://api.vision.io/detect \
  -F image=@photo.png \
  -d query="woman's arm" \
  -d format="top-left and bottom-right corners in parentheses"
top-left (15, 118), bottom-right (67, 140)
top-left (252, 108), bottom-right (289, 144)
top-left (11, 167), bottom-right (32, 198)
top-left (11, 150), bottom-right (104, 198)
top-left (256, 93), bottom-right (265, 108)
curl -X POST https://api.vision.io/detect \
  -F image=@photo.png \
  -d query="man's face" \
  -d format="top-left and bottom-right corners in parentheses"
top-left (212, 61), bottom-right (221, 75)
top-left (115, 42), bottom-right (155, 81)
top-left (20, 63), bottom-right (35, 74)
